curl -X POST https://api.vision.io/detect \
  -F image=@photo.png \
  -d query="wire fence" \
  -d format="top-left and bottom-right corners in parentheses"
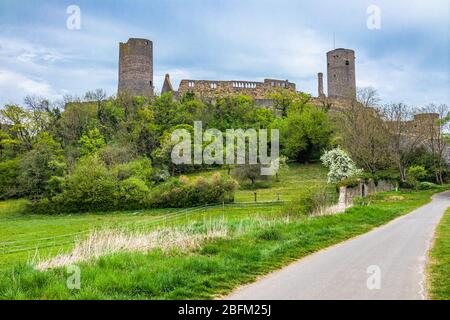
top-left (0, 200), bottom-right (286, 256)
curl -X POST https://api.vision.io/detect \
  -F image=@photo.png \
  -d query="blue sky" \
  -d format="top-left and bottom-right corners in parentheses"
top-left (0, 0), bottom-right (448, 106)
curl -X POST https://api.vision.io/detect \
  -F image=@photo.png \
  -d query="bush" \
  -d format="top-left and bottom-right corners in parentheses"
top-left (29, 167), bottom-right (238, 213)
top-left (116, 177), bottom-right (151, 209)
top-left (282, 187), bottom-right (334, 216)
top-left (359, 169), bottom-right (400, 185)
top-left (407, 165), bottom-right (427, 190)
top-left (336, 177), bottom-right (360, 188)
top-left (150, 173), bottom-right (238, 208)
top-left (29, 156), bottom-right (117, 214)
top-left (62, 156), bottom-right (117, 212)
top-left (418, 181), bottom-right (439, 190)
top-left (19, 133), bottom-right (67, 200)
top-left (0, 159), bottom-right (24, 199)
top-left (321, 147), bottom-right (362, 184)
top-left (114, 157), bottom-right (153, 183)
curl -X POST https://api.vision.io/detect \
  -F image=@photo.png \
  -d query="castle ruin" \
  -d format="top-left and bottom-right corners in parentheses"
top-left (117, 38), bottom-right (357, 106)
top-left (177, 79), bottom-right (296, 100)
top-left (118, 38), bottom-right (154, 97)
top-left (326, 48), bottom-right (356, 100)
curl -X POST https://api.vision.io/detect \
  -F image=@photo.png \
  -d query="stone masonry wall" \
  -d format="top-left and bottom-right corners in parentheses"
top-left (118, 38), bottom-right (154, 97)
top-left (177, 79), bottom-right (296, 99)
top-left (327, 48), bottom-right (356, 100)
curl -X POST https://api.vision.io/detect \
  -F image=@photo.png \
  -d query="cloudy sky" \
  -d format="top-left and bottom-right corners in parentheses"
top-left (0, 0), bottom-right (448, 107)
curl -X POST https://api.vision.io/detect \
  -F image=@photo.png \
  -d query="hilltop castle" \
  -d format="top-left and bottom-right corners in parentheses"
top-left (118, 38), bottom-right (357, 106)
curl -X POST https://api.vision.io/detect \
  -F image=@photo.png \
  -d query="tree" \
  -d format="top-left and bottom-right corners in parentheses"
top-left (79, 128), bottom-right (106, 157)
top-left (84, 89), bottom-right (107, 103)
top-left (321, 147), bottom-right (362, 184)
top-left (415, 104), bottom-right (449, 184)
top-left (233, 163), bottom-right (267, 187)
top-left (381, 103), bottom-right (425, 182)
top-left (0, 128), bottom-right (20, 160)
top-left (407, 165), bottom-right (427, 189)
top-left (55, 101), bottom-right (98, 157)
top-left (278, 104), bottom-right (332, 162)
top-left (357, 87), bottom-right (381, 108)
top-left (0, 104), bottom-right (35, 151)
top-left (268, 89), bottom-right (311, 117)
top-left (19, 133), bottom-right (67, 200)
top-left (337, 101), bottom-right (391, 173)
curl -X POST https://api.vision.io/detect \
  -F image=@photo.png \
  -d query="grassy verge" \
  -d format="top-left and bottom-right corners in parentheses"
top-left (427, 207), bottom-right (450, 300)
top-left (0, 188), bottom-right (445, 300)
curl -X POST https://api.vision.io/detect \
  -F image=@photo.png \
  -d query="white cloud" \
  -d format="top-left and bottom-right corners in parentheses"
top-left (0, 70), bottom-right (58, 104)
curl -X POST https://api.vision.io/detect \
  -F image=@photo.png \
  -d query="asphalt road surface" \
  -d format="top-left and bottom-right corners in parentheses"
top-left (226, 191), bottom-right (450, 300)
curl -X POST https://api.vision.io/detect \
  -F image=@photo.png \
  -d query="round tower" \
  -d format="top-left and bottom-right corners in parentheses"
top-left (327, 48), bottom-right (356, 100)
top-left (118, 38), bottom-right (154, 97)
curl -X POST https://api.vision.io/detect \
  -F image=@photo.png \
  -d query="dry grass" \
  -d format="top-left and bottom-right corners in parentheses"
top-left (35, 221), bottom-right (228, 270)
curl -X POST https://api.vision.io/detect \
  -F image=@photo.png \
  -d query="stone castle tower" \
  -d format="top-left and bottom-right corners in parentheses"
top-left (327, 48), bottom-right (356, 99)
top-left (118, 38), bottom-right (154, 97)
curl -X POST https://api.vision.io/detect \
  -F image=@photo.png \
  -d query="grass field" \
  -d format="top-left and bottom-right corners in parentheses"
top-left (0, 188), bottom-right (444, 299)
top-left (0, 163), bottom-right (329, 270)
top-left (427, 207), bottom-right (450, 300)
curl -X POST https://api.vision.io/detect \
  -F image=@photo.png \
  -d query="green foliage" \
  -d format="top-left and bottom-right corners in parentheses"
top-left (282, 187), bottom-right (333, 216)
top-left (418, 181), bottom-right (439, 190)
top-left (50, 156), bottom-right (117, 213)
top-left (114, 157), bottom-right (153, 183)
top-left (0, 159), bottom-right (23, 199)
top-left (79, 128), bottom-right (106, 157)
top-left (29, 159), bottom-right (237, 213)
top-left (2, 91), bottom-right (338, 206)
top-left (150, 173), bottom-right (238, 208)
top-left (268, 89), bottom-right (311, 117)
top-left (278, 104), bottom-right (332, 162)
top-left (19, 133), bottom-right (66, 200)
top-left (0, 129), bottom-right (21, 160)
top-left (116, 177), bottom-right (151, 209)
top-left (408, 165), bottom-right (427, 180)
top-left (407, 165), bottom-right (427, 190)
top-left (336, 177), bottom-right (360, 188)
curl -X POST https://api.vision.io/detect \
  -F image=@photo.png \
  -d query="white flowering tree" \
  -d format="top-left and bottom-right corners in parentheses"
top-left (320, 147), bottom-right (363, 184)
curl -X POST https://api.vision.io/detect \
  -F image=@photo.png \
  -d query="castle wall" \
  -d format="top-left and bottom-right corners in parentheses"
top-left (177, 79), bottom-right (295, 99)
top-left (118, 38), bottom-right (154, 97)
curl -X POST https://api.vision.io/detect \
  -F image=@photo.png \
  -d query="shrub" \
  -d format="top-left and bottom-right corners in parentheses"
top-left (408, 165), bottom-right (427, 181)
top-left (407, 165), bottom-right (427, 190)
top-left (116, 177), bottom-right (151, 209)
top-left (321, 147), bottom-right (363, 184)
top-left (29, 169), bottom-right (238, 214)
top-left (0, 159), bottom-right (24, 199)
top-left (150, 173), bottom-right (238, 208)
top-left (336, 177), bottom-right (360, 188)
top-left (282, 187), bottom-right (334, 216)
top-left (29, 156), bottom-right (117, 214)
top-left (114, 157), bottom-right (153, 183)
top-left (19, 133), bottom-right (67, 200)
top-left (418, 181), bottom-right (439, 190)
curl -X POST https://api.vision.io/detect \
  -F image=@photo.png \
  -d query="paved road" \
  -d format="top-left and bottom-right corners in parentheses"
top-left (226, 191), bottom-right (450, 300)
